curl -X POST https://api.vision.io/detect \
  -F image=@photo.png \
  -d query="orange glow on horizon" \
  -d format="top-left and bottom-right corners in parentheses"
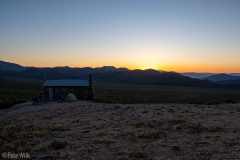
top-left (3, 57), bottom-right (240, 74)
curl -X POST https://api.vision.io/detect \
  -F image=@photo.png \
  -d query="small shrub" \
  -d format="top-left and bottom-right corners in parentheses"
top-left (17, 140), bottom-right (32, 152)
top-left (0, 119), bottom-right (7, 126)
top-left (224, 98), bottom-right (236, 104)
top-left (189, 123), bottom-right (205, 133)
top-left (96, 130), bottom-right (108, 136)
top-left (119, 131), bottom-right (136, 138)
top-left (47, 125), bottom-right (69, 132)
top-left (206, 100), bottom-right (221, 105)
top-left (142, 110), bottom-right (149, 113)
top-left (147, 120), bottom-right (163, 128)
top-left (93, 138), bottom-right (115, 144)
top-left (224, 141), bottom-right (239, 147)
top-left (7, 127), bottom-right (18, 138)
top-left (189, 123), bottom-right (226, 133)
top-left (128, 149), bottom-right (146, 158)
top-left (207, 127), bottom-right (226, 133)
top-left (33, 141), bottom-right (52, 151)
top-left (147, 121), bottom-right (157, 128)
top-left (134, 121), bottom-right (144, 128)
top-left (137, 130), bottom-right (163, 139)
top-left (31, 129), bottom-right (48, 136)
top-left (167, 119), bottom-right (186, 125)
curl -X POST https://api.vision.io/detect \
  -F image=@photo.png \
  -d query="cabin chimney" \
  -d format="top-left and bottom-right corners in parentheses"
top-left (45, 72), bottom-right (47, 80)
top-left (88, 74), bottom-right (95, 100)
top-left (89, 74), bottom-right (93, 87)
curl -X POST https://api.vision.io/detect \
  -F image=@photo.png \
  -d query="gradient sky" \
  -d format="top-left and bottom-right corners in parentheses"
top-left (1, 0), bottom-right (240, 73)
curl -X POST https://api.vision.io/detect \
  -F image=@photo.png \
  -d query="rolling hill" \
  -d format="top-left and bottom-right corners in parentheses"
top-left (181, 72), bottom-right (214, 79)
top-left (203, 73), bottom-right (240, 83)
top-left (217, 79), bottom-right (240, 85)
top-left (0, 60), bottom-right (25, 71)
top-left (95, 69), bottom-right (217, 87)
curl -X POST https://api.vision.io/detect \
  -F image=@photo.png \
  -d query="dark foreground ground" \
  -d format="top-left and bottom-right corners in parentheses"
top-left (0, 101), bottom-right (240, 160)
top-left (1, 81), bottom-right (240, 109)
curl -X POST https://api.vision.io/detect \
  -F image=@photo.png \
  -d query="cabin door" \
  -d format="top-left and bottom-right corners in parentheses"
top-left (49, 87), bottom-right (55, 100)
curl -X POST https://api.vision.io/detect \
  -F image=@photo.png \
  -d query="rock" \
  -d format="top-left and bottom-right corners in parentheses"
top-left (56, 111), bottom-right (64, 114)
top-left (39, 154), bottom-right (53, 159)
top-left (173, 125), bottom-right (182, 130)
top-left (124, 107), bottom-right (130, 110)
top-left (172, 146), bottom-right (181, 151)
top-left (0, 138), bottom-right (3, 145)
top-left (142, 110), bottom-right (149, 113)
top-left (44, 116), bottom-right (51, 119)
top-left (26, 124), bottom-right (34, 128)
top-left (51, 139), bottom-right (67, 149)
top-left (81, 130), bottom-right (90, 133)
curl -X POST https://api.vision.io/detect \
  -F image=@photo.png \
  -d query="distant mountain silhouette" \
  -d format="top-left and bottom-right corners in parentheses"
top-left (94, 69), bottom-right (217, 87)
top-left (0, 61), bottom-right (130, 80)
top-left (203, 73), bottom-right (240, 82)
top-left (181, 72), bottom-right (214, 79)
top-left (0, 60), bottom-right (25, 71)
top-left (1, 60), bottom-right (238, 87)
top-left (95, 66), bottom-right (128, 72)
top-left (230, 73), bottom-right (240, 77)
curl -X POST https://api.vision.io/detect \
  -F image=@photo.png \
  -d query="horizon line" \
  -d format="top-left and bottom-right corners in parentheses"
top-left (1, 59), bottom-right (240, 74)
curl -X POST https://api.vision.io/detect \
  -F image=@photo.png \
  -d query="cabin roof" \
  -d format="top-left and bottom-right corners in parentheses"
top-left (42, 79), bottom-right (89, 87)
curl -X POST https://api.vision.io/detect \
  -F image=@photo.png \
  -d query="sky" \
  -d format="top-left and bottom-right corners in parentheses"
top-left (0, 0), bottom-right (240, 73)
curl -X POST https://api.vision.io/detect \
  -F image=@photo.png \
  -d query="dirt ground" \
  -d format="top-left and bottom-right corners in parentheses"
top-left (0, 101), bottom-right (240, 160)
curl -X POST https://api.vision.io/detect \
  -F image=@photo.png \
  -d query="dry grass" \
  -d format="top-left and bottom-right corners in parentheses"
top-left (0, 101), bottom-right (240, 159)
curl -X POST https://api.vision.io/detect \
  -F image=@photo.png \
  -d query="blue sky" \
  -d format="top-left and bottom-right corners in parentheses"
top-left (0, 0), bottom-right (240, 72)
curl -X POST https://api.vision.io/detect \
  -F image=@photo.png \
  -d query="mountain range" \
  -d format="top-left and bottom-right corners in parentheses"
top-left (1, 60), bottom-right (240, 87)
top-left (202, 74), bottom-right (240, 83)
top-left (0, 60), bottom-right (26, 71)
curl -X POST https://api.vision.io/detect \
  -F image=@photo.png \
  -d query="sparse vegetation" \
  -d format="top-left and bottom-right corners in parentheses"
top-left (137, 130), bottom-right (164, 139)
top-left (119, 131), bottom-right (136, 138)
top-left (33, 141), bottom-right (52, 152)
top-left (133, 120), bottom-right (163, 128)
top-left (0, 122), bottom-right (69, 154)
top-left (46, 124), bottom-right (69, 132)
top-left (167, 119), bottom-right (186, 125)
top-left (96, 130), bottom-right (108, 136)
top-left (0, 101), bottom-right (239, 159)
top-left (94, 82), bottom-right (240, 104)
top-left (1, 81), bottom-right (240, 108)
top-left (93, 137), bottom-right (115, 144)
top-left (224, 98), bottom-right (237, 104)
top-left (147, 120), bottom-right (162, 128)
top-left (189, 123), bottom-right (226, 133)
top-left (206, 126), bottom-right (226, 133)
top-left (133, 121), bottom-right (145, 128)
top-left (189, 123), bottom-right (207, 133)
top-left (0, 119), bottom-right (7, 126)
top-left (31, 129), bottom-right (48, 136)
top-left (0, 82), bottom-right (42, 108)
top-left (127, 149), bottom-right (146, 158)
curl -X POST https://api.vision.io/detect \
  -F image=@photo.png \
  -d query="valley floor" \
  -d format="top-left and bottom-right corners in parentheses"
top-left (0, 101), bottom-right (240, 159)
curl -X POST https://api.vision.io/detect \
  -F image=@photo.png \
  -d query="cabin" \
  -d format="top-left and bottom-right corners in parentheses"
top-left (42, 75), bottom-right (95, 100)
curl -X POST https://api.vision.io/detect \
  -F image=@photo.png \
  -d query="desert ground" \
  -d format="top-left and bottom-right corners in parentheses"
top-left (0, 101), bottom-right (240, 160)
